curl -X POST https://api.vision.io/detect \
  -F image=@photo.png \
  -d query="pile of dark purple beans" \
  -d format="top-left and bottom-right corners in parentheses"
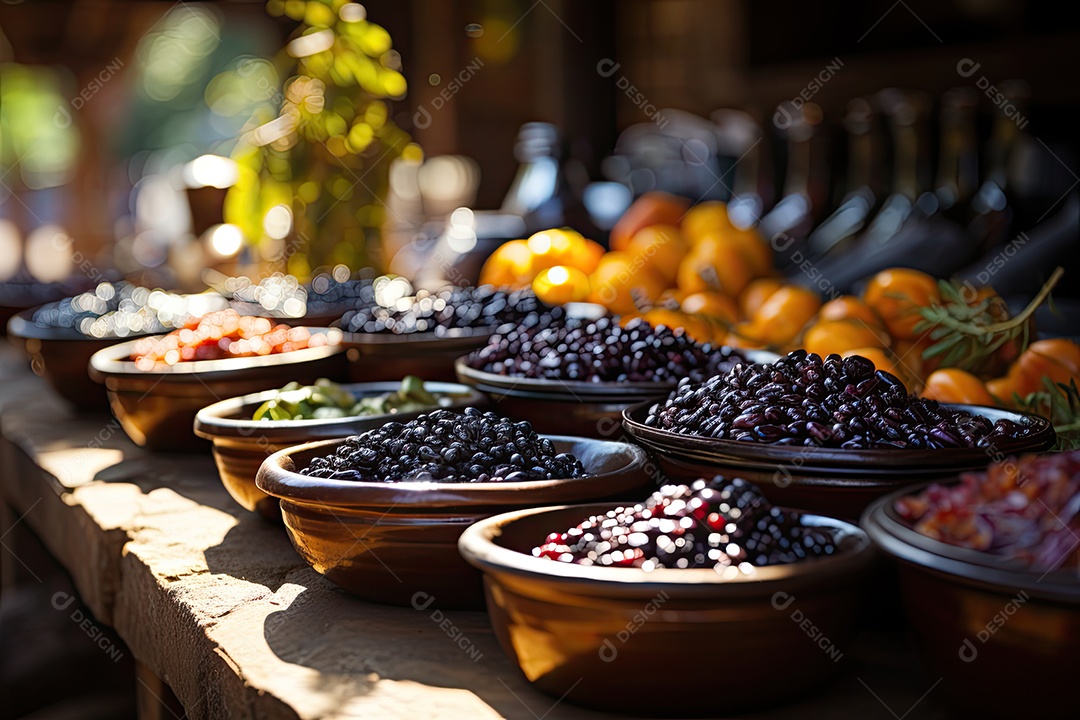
top-left (466, 315), bottom-right (747, 383)
top-left (301, 408), bottom-right (585, 483)
top-left (645, 350), bottom-right (1032, 449)
top-left (338, 285), bottom-right (546, 336)
top-left (224, 275), bottom-right (373, 319)
top-left (533, 477), bottom-right (837, 569)
top-left (304, 277), bottom-right (374, 318)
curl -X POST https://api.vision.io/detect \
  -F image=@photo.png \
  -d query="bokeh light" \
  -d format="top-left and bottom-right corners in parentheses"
top-left (185, 154), bottom-right (239, 188)
top-left (24, 225), bottom-right (74, 282)
top-left (209, 224), bottom-right (244, 256)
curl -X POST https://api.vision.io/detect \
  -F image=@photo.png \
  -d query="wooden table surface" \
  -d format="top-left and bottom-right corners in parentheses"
top-left (0, 344), bottom-right (949, 719)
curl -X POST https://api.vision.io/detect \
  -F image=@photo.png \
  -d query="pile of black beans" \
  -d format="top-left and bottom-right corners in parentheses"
top-left (646, 350), bottom-right (1032, 449)
top-left (533, 477), bottom-right (837, 569)
top-left (466, 315), bottom-right (747, 383)
top-left (338, 285), bottom-right (546, 336)
top-left (304, 276), bottom-right (374, 318)
top-left (301, 408), bottom-right (586, 483)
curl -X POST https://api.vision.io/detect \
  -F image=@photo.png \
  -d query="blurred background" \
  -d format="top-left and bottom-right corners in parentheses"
top-left (1, 0), bottom-right (1078, 306)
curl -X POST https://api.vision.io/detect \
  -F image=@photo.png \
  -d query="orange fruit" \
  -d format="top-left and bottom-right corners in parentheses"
top-left (657, 287), bottom-right (691, 307)
top-left (531, 265), bottom-right (590, 305)
top-left (676, 236), bottom-right (752, 297)
top-left (574, 239), bottom-right (606, 275)
top-left (641, 308), bottom-right (715, 344)
top-left (727, 322), bottom-right (768, 349)
top-left (818, 295), bottom-right (883, 327)
top-left (610, 192), bottom-right (691, 251)
top-left (588, 251), bottom-right (667, 315)
top-left (681, 201), bottom-right (733, 245)
top-left (737, 286), bottom-right (821, 347)
top-left (986, 376), bottom-right (1022, 407)
top-left (920, 368), bottom-right (996, 406)
top-left (863, 268), bottom-right (941, 341)
top-left (1008, 338), bottom-right (1080, 397)
top-left (727, 227), bottom-right (773, 277)
top-left (739, 278), bottom-right (783, 318)
top-left (842, 347), bottom-right (920, 392)
top-left (526, 228), bottom-right (581, 271)
top-left (681, 291), bottom-right (741, 326)
top-left (625, 224), bottom-right (689, 283)
top-left (802, 319), bottom-right (890, 358)
top-left (1026, 338), bottom-right (1080, 374)
top-left (479, 239), bottom-right (534, 288)
top-left (892, 337), bottom-right (931, 382)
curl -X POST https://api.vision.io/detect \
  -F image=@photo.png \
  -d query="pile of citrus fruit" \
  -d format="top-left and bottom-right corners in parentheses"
top-left (480, 193), bottom-right (773, 343)
top-left (478, 192), bottom-right (1079, 422)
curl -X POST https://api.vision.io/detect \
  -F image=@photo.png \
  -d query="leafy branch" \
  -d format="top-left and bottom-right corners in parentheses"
top-left (915, 267), bottom-right (1063, 373)
top-left (1014, 376), bottom-right (1080, 451)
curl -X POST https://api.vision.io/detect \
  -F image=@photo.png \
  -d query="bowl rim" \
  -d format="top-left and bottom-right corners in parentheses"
top-left (340, 326), bottom-right (497, 347)
top-left (455, 380), bottom-right (661, 404)
top-left (454, 348), bottom-right (780, 397)
top-left (0, 279), bottom-right (81, 309)
top-left (622, 400), bottom-right (1056, 470)
top-left (7, 306), bottom-right (134, 342)
top-left (87, 326), bottom-right (345, 379)
top-left (193, 380), bottom-right (487, 440)
top-left (861, 482), bottom-right (1080, 603)
top-left (458, 501), bottom-right (874, 593)
top-left (255, 434), bottom-right (651, 507)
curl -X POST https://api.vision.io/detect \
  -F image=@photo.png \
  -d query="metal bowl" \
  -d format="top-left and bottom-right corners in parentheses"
top-left (193, 381), bottom-right (487, 522)
top-left (459, 502), bottom-right (874, 716)
top-left (862, 484), bottom-right (1080, 719)
top-left (88, 329), bottom-right (348, 452)
top-left (621, 401), bottom-right (1056, 519)
top-left (255, 436), bottom-right (654, 609)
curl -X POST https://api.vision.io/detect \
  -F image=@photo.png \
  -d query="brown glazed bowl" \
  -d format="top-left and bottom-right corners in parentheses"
top-left (193, 381), bottom-right (487, 522)
top-left (622, 401), bottom-right (1055, 520)
top-left (455, 358), bottom-right (673, 438)
top-left (342, 329), bottom-right (494, 383)
top-left (459, 503), bottom-right (874, 716)
top-left (455, 349), bottom-right (779, 439)
top-left (7, 308), bottom-right (125, 410)
top-left (88, 329), bottom-right (348, 452)
top-left (255, 436), bottom-right (654, 609)
top-left (0, 279), bottom-right (80, 336)
top-left (862, 485), bottom-right (1080, 720)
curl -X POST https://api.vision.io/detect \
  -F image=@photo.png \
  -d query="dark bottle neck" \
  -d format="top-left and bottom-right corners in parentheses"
top-left (844, 99), bottom-right (878, 196)
top-left (935, 92), bottom-right (979, 211)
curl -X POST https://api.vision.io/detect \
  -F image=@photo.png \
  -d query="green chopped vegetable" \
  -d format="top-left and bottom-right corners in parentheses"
top-left (251, 376), bottom-right (456, 421)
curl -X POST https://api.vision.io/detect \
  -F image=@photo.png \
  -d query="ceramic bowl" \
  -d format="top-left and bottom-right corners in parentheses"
top-left (341, 329), bottom-right (496, 383)
top-left (7, 308), bottom-right (127, 410)
top-left (255, 435), bottom-right (654, 609)
top-left (459, 502), bottom-right (874, 716)
top-left (88, 328), bottom-right (348, 451)
top-left (455, 349), bottom-right (779, 438)
top-left (862, 484), bottom-right (1080, 720)
top-left (621, 401), bottom-right (1055, 519)
top-left (193, 381), bottom-right (487, 521)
